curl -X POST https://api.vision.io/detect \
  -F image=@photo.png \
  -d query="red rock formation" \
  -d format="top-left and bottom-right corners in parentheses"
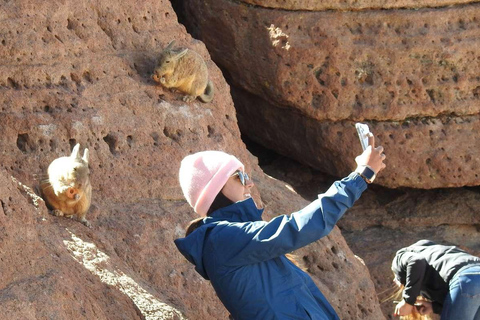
top-left (0, 0), bottom-right (384, 319)
top-left (240, 0), bottom-right (473, 10)
top-left (181, 0), bottom-right (480, 189)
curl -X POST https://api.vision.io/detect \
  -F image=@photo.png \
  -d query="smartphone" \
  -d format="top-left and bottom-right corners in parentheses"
top-left (355, 123), bottom-right (371, 151)
top-left (392, 301), bottom-right (423, 308)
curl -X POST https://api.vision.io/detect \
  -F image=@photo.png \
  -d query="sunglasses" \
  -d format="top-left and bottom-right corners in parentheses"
top-left (232, 170), bottom-right (250, 186)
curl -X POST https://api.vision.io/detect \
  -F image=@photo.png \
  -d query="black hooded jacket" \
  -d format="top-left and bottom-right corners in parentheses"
top-left (391, 239), bottom-right (480, 314)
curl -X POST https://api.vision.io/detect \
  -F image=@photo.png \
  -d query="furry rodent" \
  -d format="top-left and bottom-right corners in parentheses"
top-left (40, 143), bottom-right (92, 227)
top-left (152, 40), bottom-right (214, 103)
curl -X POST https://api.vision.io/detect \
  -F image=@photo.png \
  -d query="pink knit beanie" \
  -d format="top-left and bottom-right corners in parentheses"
top-left (179, 151), bottom-right (244, 217)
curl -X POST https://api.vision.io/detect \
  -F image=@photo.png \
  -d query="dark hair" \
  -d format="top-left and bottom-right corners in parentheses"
top-left (185, 191), bottom-right (234, 236)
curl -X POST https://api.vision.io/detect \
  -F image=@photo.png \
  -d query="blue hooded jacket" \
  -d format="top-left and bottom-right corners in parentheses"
top-left (175, 172), bottom-right (367, 319)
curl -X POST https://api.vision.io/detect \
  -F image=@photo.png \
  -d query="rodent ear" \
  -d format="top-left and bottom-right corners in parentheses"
top-left (71, 143), bottom-right (81, 159)
top-left (174, 48), bottom-right (188, 60)
top-left (164, 40), bottom-right (175, 51)
top-left (82, 148), bottom-right (89, 164)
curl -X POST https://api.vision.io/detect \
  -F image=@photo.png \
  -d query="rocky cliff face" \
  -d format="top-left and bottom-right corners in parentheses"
top-left (0, 1), bottom-right (384, 319)
top-left (177, 0), bottom-right (480, 318)
top-left (180, 0), bottom-right (480, 189)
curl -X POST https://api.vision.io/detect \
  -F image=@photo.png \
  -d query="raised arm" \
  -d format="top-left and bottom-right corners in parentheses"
top-left (216, 173), bottom-right (367, 266)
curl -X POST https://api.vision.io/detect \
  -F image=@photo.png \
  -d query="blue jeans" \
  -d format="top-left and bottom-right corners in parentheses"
top-left (441, 264), bottom-right (480, 320)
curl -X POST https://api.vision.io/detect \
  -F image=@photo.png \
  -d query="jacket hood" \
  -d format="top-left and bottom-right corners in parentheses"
top-left (174, 197), bottom-right (263, 279)
top-left (174, 219), bottom-right (215, 279)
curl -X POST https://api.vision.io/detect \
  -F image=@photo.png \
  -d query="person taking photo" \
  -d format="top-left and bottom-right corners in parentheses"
top-left (175, 135), bottom-right (386, 319)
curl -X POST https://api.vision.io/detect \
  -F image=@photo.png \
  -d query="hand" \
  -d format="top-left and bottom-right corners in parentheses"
top-left (394, 300), bottom-right (414, 316)
top-left (355, 133), bottom-right (386, 174)
top-left (416, 300), bottom-right (433, 315)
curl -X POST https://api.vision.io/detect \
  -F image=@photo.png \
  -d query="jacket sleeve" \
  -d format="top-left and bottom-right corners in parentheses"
top-left (214, 172), bottom-right (367, 266)
top-left (402, 256), bottom-right (428, 305)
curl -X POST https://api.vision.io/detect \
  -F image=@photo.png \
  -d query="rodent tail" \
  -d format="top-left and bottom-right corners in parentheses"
top-left (199, 80), bottom-right (214, 103)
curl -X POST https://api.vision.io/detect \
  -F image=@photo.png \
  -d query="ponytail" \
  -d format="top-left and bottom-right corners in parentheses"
top-left (286, 253), bottom-right (306, 271)
top-left (185, 217), bottom-right (204, 236)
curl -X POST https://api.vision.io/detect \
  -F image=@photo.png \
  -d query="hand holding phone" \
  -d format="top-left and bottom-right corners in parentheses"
top-left (393, 300), bottom-right (432, 315)
top-left (392, 301), bottom-right (422, 307)
top-left (355, 123), bottom-right (371, 151)
top-left (354, 122), bottom-right (386, 180)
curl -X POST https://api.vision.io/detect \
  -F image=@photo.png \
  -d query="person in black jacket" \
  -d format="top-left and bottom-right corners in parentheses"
top-left (392, 239), bottom-right (480, 319)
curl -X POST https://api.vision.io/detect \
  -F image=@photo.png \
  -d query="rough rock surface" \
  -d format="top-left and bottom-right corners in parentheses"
top-left (239, 0), bottom-right (473, 11)
top-left (0, 171), bottom-right (143, 320)
top-left (0, 1), bottom-right (384, 319)
top-left (181, 0), bottom-right (480, 189)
